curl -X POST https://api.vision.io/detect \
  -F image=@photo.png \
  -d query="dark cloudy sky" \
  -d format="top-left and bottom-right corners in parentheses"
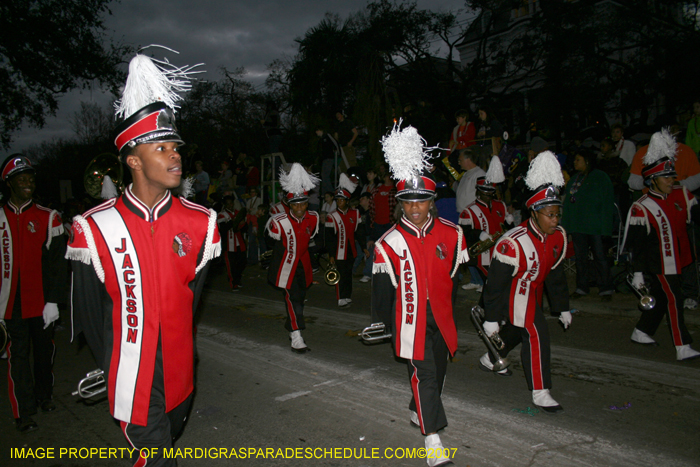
top-left (2, 0), bottom-right (472, 160)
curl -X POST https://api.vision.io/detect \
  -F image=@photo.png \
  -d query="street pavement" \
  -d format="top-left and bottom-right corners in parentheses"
top-left (1, 259), bottom-right (699, 466)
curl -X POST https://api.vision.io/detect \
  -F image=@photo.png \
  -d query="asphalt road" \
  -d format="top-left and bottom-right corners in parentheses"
top-left (1, 263), bottom-right (699, 466)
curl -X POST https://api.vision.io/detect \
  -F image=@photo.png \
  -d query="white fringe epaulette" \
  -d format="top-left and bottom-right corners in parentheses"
top-left (451, 224), bottom-right (467, 278)
top-left (66, 215), bottom-right (106, 283)
top-left (493, 237), bottom-right (520, 276)
top-left (525, 151), bottom-right (564, 190)
top-left (628, 202), bottom-right (650, 233)
top-left (195, 209), bottom-right (221, 274)
top-left (372, 243), bottom-right (398, 288)
top-left (643, 128), bottom-right (677, 165)
top-left (45, 210), bottom-right (64, 250)
top-left (552, 226), bottom-right (568, 270)
top-left (265, 215), bottom-right (282, 241)
top-left (114, 50), bottom-right (203, 120)
top-left (683, 187), bottom-right (696, 222)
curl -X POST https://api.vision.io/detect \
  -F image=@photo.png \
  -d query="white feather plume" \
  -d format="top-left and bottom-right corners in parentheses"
top-left (643, 128), bottom-right (677, 165)
top-left (101, 175), bottom-right (118, 199)
top-left (176, 176), bottom-right (195, 199)
top-left (279, 163), bottom-right (320, 195)
top-left (525, 150), bottom-right (564, 190)
top-left (114, 49), bottom-right (204, 120)
top-left (485, 156), bottom-right (505, 184)
top-left (338, 173), bottom-right (357, 194)
top-left (381, 121), bottom-right (433, 182)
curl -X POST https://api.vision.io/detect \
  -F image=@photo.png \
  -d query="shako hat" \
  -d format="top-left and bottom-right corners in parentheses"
top-left (524, 151), bottom-right (565, 210)
top-left (1, 155), bottom-right (34, 181)
top-left (113, 47), bottom-right (203, 155)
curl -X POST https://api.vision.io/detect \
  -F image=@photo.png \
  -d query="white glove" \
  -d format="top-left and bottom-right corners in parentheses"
top-left (483, 321), bottom-right (500, 337)
top-left (42, 303), bottom-right (59, 329)
top-left (632, 272), bottom-right (644, 289)
top-left (479, 231), bottom-right (490, 241)
top-left (505, 214), bottom-right (514, 224)
top-left (559, 311), bottom-right (572, 330)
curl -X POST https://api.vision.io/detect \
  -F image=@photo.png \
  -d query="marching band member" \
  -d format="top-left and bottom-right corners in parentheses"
top-left (68, 51), bottom-right (221, 466)
top-left (623, 129), bottom-right (700, 361)
top-left (371, 124), bottom-right (469, 466)
top-left (217, 195), bottom-right (247, 291)
top-left (325, 173), bottom-right (368, 307)
top-left (481, 151), bottom-right (571, 412)
top-left (266, 163), bottom-right (321, 353)
top-left (459, 156), bottom-right (513, 283)
top-left (1, 156), bottom-right (67, 433)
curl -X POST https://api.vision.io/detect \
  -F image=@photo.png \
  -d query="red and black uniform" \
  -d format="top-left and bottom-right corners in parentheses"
top-left (1, 200), bottom-right (66, 419)
top-left (483, 219), bottom-right (569, 392)
top-left (217, 208), bottom-right (247, 289)
top-left (269, 201), bottom-right (289, 216)
top-left (325, 207), bottom-right (366, 301)
top-left (68, 187), bottom-right (220, 466)
top-left (625, 186), bottom-right (698, 346)
top-left (371, 215), bottom-right (468, 434)
top-left (458, 198), bottom-right (509, 278)
top-left (447, 122), bottom-right (476, 155)
top-left (266, 210), bottom-right (320, 331)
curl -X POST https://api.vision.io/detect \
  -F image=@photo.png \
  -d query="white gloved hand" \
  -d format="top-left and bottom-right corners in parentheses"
top-left (42, 303), bottom-right (59, 329)
top-left (559, 311), bottom-right (572, 330)
top-left (479, 231), bottom-right (490, 241)
top-left (632, 272), bottom-right (644, 289)
top-left (483, 320), bottom-right (500, 337)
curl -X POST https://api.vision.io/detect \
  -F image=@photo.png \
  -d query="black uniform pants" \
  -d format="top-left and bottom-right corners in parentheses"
top-left (407, 307), bottom-right (449, 435)
top-left (120, 348), bottom-right (193, 467)
top-left (636, 274), bottom-right (693, 346)
top-left (5, 315), bottom-right (55, 419)
top-left (283, 264), bottom-right (308, 332)
top-left (224, 250), bottom-right (247, 288)
top-left (491, 307), bottom-right (551, 391)
top-left (334, 256), bottom-right (355, 300)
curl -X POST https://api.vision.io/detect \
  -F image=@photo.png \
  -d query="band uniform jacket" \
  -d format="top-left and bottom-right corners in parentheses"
top-left (0, 200), bottom-right (66, 319)
top-left (483, 219), bottom-right (569, 327)
top-left (266, 211), bottom-right (320, 289)
top-left (217, 208), bottom-right (247, 252)
top-left (66, 187), bottom-right (221, 425)
top-left (269, 201), bottom-right (289, 216)
top-left (624, 186), bottom-right (697, 275)
top-left (458, 198), bottom-right (508, 275)
top-left (371, 215), bottom-right (469, 360)
top-left (325, 207), bottom-right (366, 260)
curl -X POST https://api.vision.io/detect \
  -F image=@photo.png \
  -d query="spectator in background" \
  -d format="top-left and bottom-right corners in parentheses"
top-left (262, 101), bottom-right (283, 154)
top-left (316, 126), bottom-right (341, 197)
top-left (218, 195), bottom-right (247, 291)
top-left (193, 160), bottom-right (210, 206)
top-left (598, 137), bottom-right (631, 224)
top-left (321, 191), bottom-right (336, 219)
top-left (447, 109), bottom-right (476, 156)
top-left (562, 149), bottom-right (616, 301)
top-left (476, 104), bottom-right (504, 156)
top-left (234, 151), bottom-right (248, 200)
top-left (335, 111), bottom-right (358, 169)
top-left (359, 171), bottom-right (396, 283)
top-left (685, 100), bottom-right (700, 155)
top-left (611, 123), bottom-right (636, 166)
top-left (217, 159), bottom-right (233, 195)
top-left (454, 147), bottom-right (485, 214)
top-left (353, 192), bottom-right (373, 276)
top-left (245, 156), bottom-right (260, 195)
top-left (246, 187), bottom-right (263, 265)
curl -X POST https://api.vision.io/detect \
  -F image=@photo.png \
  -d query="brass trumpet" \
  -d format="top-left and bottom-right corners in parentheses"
top-left (360, 322), bottom-right (392, 343)
top-left (470, 306), bottom-right (509, 372)
top-left (72, 369), bottom-right (106, 399)
top-left (469, 229), bottom-right (505, 257)
top-left (324, 263), bottom-right (340, 286)
top-left (626, 274), bottom-right (656, 311)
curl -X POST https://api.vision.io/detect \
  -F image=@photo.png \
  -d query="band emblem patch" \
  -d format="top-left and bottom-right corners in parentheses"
top-left (436, 242), bottom-right (447, 260)
top-left (173, 232), bottom-right (192, 257)
top-left (27, 221), bottom-right (36, 233)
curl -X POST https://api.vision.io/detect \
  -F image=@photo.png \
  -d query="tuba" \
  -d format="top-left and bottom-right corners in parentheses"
top-left (470, 306), bottom-right (509, 372)
top-left (324, 263), bottom-right (340, 286)
top-left (84, 153), bottom-right (124, 199)
top-left (626, 274), bottom-right (656, 311)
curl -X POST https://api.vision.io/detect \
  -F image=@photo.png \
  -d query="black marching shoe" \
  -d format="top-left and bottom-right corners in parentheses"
top-left (16, 417), bottom-right (38, 433)
top-left (39, 399), bottom-right (56, 412)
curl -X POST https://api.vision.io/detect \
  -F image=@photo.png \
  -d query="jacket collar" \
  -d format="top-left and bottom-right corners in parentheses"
top-left (647, 187), bottom-right (667, 200)
top-left (527, 217), bottom-right (546, 242)
top-left (399, 214), bottom-right (434, 238)
top-left (7, 199), bottom-right (33, 214)
top-left (122, 184), bottom-right (173, 222)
